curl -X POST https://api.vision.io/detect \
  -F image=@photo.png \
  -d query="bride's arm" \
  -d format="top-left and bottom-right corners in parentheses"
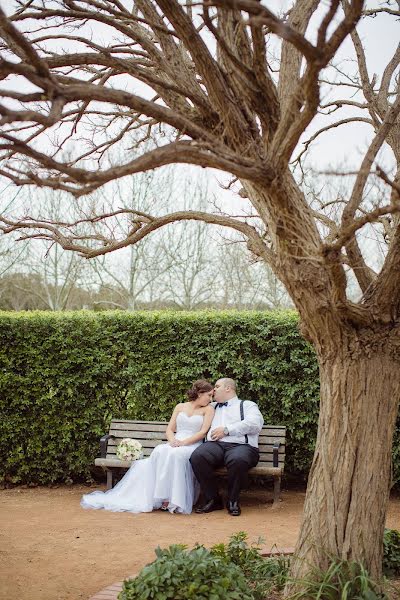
top-left (165, 404), bottom-right (182, 444)
top-left (179, 406), bottom-right (215, 446)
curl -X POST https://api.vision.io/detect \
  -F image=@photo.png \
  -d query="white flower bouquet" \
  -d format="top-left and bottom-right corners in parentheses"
top-left (116, 438), bottom-right (143, 461)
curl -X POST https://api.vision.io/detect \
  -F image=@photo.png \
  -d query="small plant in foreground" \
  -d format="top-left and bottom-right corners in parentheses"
top-left (288, 558), bottom-right (388, 600)
top-left (211, 532), bottom-right (290, 599)
top-left (118, 543), bottom-right (254, 600)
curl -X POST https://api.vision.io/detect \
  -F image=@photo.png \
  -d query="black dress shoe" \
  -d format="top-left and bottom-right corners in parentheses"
top-left (195, 497), bottom-right (223, 513)
top-left (227, 501), bottom-right (241, 516)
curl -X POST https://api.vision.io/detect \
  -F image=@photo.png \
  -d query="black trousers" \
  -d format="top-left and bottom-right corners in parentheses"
top-left (190, 441), bottom-right (260, 503)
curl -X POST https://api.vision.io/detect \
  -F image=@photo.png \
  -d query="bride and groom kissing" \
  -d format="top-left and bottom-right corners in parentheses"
top-left (81, 377), bottom-right (264, 517)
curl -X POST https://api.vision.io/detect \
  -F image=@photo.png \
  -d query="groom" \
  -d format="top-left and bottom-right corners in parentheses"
top-left (190, 377), bottom-right (263, 516)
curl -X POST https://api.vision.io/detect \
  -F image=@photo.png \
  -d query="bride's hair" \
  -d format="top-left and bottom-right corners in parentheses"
top-left (186, 379), bottom-right (213, 401)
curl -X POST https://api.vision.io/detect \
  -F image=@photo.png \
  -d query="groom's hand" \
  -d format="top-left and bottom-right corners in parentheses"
top-left (210, 427), bottom-right (225, 441)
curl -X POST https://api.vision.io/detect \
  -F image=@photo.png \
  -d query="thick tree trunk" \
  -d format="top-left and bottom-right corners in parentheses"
top-left (290, 333), bottom-right (400, 585)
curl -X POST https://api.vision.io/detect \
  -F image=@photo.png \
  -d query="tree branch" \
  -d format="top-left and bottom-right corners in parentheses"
top-left (0, 137), bottom-right (275, 195)
top-left (271, 0), bottom-right (364, 165)
top-left (0, 208), bottom-right (276, 266)
top-left (292, 116), bottom-right (374, 165)
top-left (341, 93), bottom-right (400, 291)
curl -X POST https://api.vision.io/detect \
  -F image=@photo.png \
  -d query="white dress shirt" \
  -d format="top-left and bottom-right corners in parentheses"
top-left (207, 396), bottom-right (264, 448)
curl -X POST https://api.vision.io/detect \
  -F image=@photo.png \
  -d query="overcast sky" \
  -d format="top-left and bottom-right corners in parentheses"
top-left (1, 2), bottom-right (399, 241)
top-left (1, 1), bottom-right (397, 175)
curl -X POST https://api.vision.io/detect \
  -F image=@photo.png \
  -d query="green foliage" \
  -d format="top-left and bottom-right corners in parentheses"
top-left (119, 533), bottom-right (400, 600)
top-left (289, 558), bottom-right (388, 600)
top-left (210, 531), bottom-right (290, 599)
top-left (0, 309), bottom-right (399, 486)
top-left (119, 533), bottom-right (291, 600)
top-left (391, 428), bottom-right (400, 492)
top-left (0, 310), bottom-right (320, 484)
top-left (383, 528), bottom-right (400, 577)
top-left (118, 544), bottom-right (254, 600)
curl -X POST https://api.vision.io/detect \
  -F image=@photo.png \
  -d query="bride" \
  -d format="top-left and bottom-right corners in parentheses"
top-left (81, 379), bottom-right (214, 514)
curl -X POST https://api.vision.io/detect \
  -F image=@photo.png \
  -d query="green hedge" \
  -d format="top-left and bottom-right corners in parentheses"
top-left (0, 310), bottom-right (398, 487)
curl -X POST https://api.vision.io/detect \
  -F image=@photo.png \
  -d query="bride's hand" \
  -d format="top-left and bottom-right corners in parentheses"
top-left (170, 438), bottom-right (182, 447)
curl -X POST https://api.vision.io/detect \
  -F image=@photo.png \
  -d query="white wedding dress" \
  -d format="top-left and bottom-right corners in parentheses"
top-left (81, 412), bottom-right (204, 514)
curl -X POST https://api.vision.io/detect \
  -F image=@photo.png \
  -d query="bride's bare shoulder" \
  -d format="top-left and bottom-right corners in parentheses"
top-left (176, 401), bottom-right (190, 411)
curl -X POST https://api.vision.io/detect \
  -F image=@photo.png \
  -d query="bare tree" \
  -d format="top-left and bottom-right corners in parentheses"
top-left (91, 242), bottom-right (167, 309)
top-left (0, 235), bottom-right (28, 285)
top-left (0, 183), bottom-right (29, 289)
top-left (88, 168), bottom-right (177, 309)
top-left (217, 241), bottom-right (292, 308)
top-left (26, 240), bottom-right (87, 309)
top-left (158, 177), bottom-right (220, 308)
top-left (0, 0), bottom-right (399, 583)
top-left (21, 187), bottom-right (92, 309)
top-left (160, 218), bottom-right (218, 309)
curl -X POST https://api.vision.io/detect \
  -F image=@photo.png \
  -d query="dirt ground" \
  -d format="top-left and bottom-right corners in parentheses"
top-left (1, 484), bottom-right (399, 600)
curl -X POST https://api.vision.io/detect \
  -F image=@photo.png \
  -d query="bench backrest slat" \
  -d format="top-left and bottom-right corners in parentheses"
top-left (111, 422), bottom-right (168, 432)
top-left (106, 419), bottom-right (286, 469)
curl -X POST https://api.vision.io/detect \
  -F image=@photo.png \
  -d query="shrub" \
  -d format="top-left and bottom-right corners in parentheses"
top-left (0, 310), bottom-right (320, 485)
top-left (119, 533), bottom-right (399, 600)
top-left (1, 310), bottom-right (399, 486)
top-left (210, 531), bottom-right (290, 599)
top-left (383, 528), bottom-right (400, 577)
top-left (118, 544), bottom-right (254, 600)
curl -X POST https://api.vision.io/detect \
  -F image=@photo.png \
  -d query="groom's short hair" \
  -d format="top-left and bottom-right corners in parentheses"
top-left (219, 377), bottom-right (236, 392)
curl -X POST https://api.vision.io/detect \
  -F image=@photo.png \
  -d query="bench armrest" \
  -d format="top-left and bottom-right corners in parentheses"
top-left (100, 434), bottom-right (115, 458)
top-left (272, 441), bottom-right (282, 468)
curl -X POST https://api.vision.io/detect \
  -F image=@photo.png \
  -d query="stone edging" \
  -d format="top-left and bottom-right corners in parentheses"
top-left (89, 575), bottom-right (134, 600)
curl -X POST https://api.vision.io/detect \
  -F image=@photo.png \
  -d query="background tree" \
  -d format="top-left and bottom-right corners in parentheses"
top-left (0, 171), bottom-right (291, 310)
top-left (217, 241), bottom-right (293, 309)
top-left (0, 184), bottom-right (30, 306)
top-left (158, 178), bottom-right (220, 309)
top-left (0, 0), bottom-right (399, 583)
top-left (87, 168), bottom-right (177, 310)
top-left (6, 186), bottom-right (92, 309)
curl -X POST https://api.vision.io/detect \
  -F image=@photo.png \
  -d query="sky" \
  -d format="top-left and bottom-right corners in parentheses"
top-left (0, 1), bottom-right (399, 277)
top-left (1, 1), bottom-right (398, 179)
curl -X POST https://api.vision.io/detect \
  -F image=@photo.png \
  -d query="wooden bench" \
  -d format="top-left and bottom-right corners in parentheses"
top-left (95, 419), bottom-right (286, 506)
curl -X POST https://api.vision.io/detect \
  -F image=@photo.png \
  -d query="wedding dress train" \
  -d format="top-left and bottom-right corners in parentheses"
top-left (81, 412), bottom-right (204, 514)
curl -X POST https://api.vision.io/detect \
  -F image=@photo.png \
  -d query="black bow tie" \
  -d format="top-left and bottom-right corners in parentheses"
top-left (216, 402), bottom-right (228, 408)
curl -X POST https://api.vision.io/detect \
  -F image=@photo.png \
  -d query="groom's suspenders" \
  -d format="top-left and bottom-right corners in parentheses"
top-left (240, 400), bottom-right (249, 444)
top-left (202, 400), bottom-right (249, 444)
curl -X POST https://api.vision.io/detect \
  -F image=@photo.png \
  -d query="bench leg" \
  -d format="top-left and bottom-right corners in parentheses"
top-left (106, 470), bottom-right (114, 490)
top-left (272, 476), bottom-right (281, 509)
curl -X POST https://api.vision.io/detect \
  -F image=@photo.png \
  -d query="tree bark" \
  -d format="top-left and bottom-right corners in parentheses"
top-left (291, 325), bottom-right (400, 583)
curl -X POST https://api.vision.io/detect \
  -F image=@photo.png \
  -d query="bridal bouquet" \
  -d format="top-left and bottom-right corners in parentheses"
top-left (116, 438), bottom-right (143, 461)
